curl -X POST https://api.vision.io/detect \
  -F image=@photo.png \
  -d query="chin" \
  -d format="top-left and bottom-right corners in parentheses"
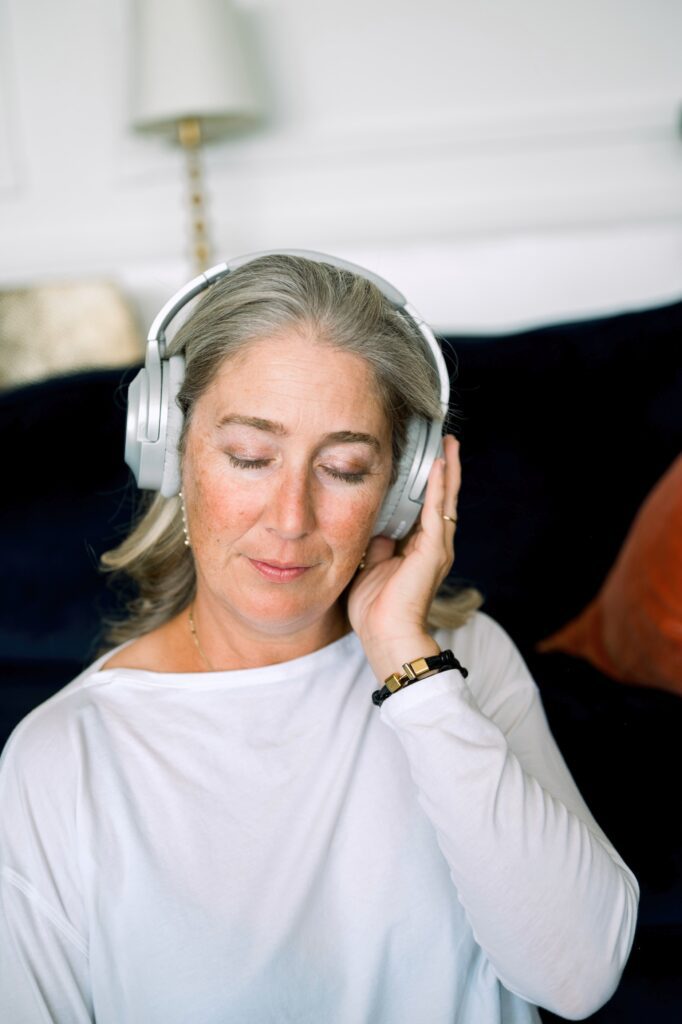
top-left (231, 592), bottom-right (335, 635)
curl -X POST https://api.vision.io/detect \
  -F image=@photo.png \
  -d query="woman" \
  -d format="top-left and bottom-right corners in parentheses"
top-left (0, 253), bottom-right (637, 1023)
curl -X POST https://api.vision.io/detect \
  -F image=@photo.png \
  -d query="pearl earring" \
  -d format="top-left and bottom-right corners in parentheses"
top-left (179, 491), bottom-right (191, 548)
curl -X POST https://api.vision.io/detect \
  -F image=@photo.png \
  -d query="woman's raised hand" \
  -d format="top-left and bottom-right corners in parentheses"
top-left (347, 434), bottom-right (461, 683)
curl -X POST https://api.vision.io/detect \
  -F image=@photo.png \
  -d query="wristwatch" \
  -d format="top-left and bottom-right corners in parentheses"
top-left (371, 648), bottom-right (469, 707)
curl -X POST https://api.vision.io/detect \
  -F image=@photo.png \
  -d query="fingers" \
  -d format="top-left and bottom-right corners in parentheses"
top-left (413, 436), bottom-right (460, 589)
top-left (422, 435), bottom-right (460, 527)
top-left (420, 450), bottom-right (449, 538)
top-left (441, 435), bottom-right (461, 522)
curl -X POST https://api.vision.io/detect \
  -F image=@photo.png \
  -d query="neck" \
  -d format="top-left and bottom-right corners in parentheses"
top-left (186, 595), bottom-right (349, 672)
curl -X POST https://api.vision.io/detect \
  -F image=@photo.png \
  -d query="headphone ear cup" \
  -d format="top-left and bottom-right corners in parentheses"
top-left (124, 366), bottom-right (149, 488)
top-left (159, 355), bottom-right (185, 497)
top-left (373, 418), bottom-right (426, 539)
top-left (124, 354), bottom-right (185, 494)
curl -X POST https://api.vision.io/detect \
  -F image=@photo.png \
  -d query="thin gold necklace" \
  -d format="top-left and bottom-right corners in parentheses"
top-left (188, 604), bottom-right (214, 671)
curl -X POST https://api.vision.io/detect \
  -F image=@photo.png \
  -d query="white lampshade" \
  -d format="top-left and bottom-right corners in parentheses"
top-left (131, 0), bottom-right (262, 141)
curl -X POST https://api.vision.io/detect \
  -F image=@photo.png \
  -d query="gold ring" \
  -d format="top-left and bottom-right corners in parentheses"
top-left (442, 514), bottom-right (457, 524)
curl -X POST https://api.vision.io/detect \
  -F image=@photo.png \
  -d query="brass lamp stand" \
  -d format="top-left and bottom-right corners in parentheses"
top-left (178, 118), bottom-right (211, 274)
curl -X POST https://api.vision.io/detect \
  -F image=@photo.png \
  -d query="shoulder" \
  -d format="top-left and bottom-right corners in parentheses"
top-left (0, 665), bottom-right (101, 833)
top-left (0, 661), bottom-right (100, 778)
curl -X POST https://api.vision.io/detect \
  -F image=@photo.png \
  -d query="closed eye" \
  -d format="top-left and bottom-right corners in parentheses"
top-left (227, 454), bottom-right (272, 470)
top-left (227, 453), bottom-right (367, 484)
top-left (322, 467), bottom-right (366, 485)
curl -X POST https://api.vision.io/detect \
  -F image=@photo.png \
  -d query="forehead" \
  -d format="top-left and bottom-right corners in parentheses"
top-left (201, 332), bottom-right (390, 434)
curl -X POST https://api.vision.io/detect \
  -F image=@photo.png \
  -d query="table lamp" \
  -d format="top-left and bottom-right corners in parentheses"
top-left (131, 0), bottom-right (262, 272)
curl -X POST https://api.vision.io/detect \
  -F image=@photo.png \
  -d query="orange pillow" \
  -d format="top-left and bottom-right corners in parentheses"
top-left (537, 455), bottom-right (682, 695)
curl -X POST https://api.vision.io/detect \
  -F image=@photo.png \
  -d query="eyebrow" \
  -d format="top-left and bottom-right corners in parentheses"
top-left (217, 415), bottom-right (382, 452)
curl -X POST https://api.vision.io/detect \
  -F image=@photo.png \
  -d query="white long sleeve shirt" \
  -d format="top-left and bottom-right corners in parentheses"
top-left (0, 612), bottom-right (638, 1023)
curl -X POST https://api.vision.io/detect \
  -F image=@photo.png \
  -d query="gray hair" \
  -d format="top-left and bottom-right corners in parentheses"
top-left (102, 255), bottom-right (480, 644)
top-left (171, 255), bottom-right (442, 479)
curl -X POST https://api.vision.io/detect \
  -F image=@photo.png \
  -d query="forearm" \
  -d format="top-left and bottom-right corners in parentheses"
top-left (380, 670), bottom-right (639, 1020)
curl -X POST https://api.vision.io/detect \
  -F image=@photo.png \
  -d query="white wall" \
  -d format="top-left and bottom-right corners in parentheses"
top-left (2, 0), bottom-right (682, 332)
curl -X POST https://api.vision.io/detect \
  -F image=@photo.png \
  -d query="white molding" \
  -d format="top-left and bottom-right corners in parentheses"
top-left (2, 220), bottom-right (682, 335)
top-left (110, 92), bottom-right (682, 248)
top-left (0, 2), bottom-right (21, 194)
top-left (117, 93), bottom-right (682, 182)
top-left (222, 96), bottom-right (681, 165)
top-left (351, 223), bottom-right (682, 333)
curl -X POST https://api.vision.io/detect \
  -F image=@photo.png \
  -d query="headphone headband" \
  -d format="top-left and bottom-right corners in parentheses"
top-left (125, 249), bottom-right (449, 539)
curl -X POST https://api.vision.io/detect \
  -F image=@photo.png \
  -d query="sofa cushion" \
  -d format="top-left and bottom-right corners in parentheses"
top-left (537, 455), bottom-right (682, 695)
top-left (0, 368), bottom-right (137, 675)
top-left (444, 300), bottom-right (682, 654)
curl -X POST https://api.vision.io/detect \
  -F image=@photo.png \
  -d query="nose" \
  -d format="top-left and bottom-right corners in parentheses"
top-left (264, 464), bottom-right (316, 541)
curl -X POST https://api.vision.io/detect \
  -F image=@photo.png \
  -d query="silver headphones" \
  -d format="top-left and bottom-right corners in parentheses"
top-left (125, 249), bottom-right (449, 539)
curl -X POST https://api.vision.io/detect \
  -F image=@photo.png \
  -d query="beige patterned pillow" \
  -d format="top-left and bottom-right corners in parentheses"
top-left (0, 281), bottom-right (142, 389)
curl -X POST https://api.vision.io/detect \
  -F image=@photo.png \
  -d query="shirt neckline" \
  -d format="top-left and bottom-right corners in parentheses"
top-left (88, 629), bottom-right (362, 690)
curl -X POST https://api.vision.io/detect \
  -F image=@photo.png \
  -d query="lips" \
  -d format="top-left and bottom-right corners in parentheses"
top-left (247, 558), bottom-right (313, 582)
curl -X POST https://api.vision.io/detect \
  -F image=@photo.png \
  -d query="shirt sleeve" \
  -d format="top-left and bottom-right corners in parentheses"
top-left (0, 704), bottom-right (94, 1023)
top-left (378, 612), bottom-right (639, 1021)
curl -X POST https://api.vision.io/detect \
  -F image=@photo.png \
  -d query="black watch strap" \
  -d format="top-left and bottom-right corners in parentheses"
top-left (371, 648), bottom-right (469, 707)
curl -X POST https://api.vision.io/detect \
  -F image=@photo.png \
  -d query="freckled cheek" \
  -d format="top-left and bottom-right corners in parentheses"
top-left (187, 467), bottom-right (263, 544)
top-left (319, 488), bottom-right (383, 553)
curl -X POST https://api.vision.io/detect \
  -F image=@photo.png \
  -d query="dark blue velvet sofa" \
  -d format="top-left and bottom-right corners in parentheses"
top-left (2, 299), bottom-right (681, 1022)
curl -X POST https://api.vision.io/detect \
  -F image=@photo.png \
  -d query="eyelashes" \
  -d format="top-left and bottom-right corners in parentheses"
top-left (226, 453), bottom-right (366, 485)
top-left (321, 467), bottom-right (365, 486)
top-left (227, 454), bottom-right (270, 471)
